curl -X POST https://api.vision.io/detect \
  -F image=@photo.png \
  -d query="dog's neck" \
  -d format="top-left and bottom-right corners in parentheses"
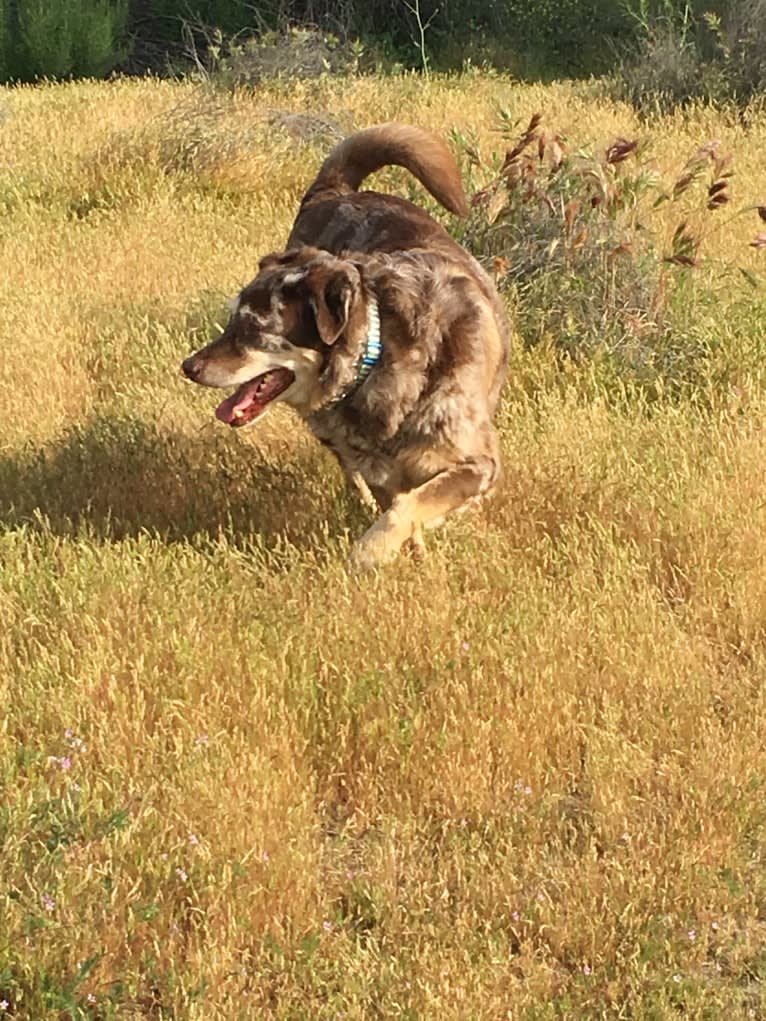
top-left (327, 297), bottom-right (382, 407)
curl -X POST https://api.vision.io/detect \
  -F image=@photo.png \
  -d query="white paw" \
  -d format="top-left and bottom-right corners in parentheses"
top-left (349, 535), bottom-right (395, 572)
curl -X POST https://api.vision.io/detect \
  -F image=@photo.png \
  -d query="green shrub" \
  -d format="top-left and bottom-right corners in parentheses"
top-left (71, 0), bottom-right (128, 78)
top-left (0, 0), bottom-right (660, 82)
top-left (0, 0), bottom-right (6, 78)
top-left (714, 0), bottom-right (766, 103)
top-left (4, 0), bottom-right (127, 82)
top-left (613, 0), bottom-right (766, 113)
top-left (183, 25), bottom-right (366, 86)
top-left (122, 0), bottom-right (636, 79)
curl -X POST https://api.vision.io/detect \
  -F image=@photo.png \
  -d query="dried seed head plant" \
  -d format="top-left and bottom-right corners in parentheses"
top-left (457, 111), bottom-right (764, 391)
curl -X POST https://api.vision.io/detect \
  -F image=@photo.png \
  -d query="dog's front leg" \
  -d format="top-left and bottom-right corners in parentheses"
top-left (325, 445), bottom-right (379, 513)
top-left (350, 455), bottom-right (498, 570)
top-left (346, 469), bottom-right (379, 513)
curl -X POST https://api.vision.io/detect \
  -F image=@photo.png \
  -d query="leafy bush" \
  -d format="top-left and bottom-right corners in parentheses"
top-left (0, 0), bottom-right (6, 77)
top-left (183, 25), bottom-right (366, 86)
top-left (0, 0), bottom-right (690, 82)
top-left (2, 0), bottom-right (127, 81)
top-left (613, 0), bottom-right (766, 114)
top-left (714, 0), bottom-right (766, 104)
top-left (457, 0), bottom-right (633, 76)
top-left (126, 0), bottom-right (636, 79)
top-left (458, 112), bottom-right (764, 391)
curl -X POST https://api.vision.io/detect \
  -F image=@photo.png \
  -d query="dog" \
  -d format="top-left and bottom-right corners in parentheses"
top-left (181, 123), bottom-right (509, 569)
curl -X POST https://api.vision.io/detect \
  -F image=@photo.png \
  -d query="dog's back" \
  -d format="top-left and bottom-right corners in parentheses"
top-left (289, 122), bottom-right (507, 365)
top-left (287, 123), bottom-right (468, 255)
top-left (287, 122), bottom-right (509, 414)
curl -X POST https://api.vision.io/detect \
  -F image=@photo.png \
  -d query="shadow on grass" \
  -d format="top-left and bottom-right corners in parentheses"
top-left (0, 414), bottom-right (363, 550)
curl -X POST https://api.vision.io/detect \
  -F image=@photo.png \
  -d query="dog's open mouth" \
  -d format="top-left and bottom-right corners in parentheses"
top-left (215, 368), bottom-right (295, 427)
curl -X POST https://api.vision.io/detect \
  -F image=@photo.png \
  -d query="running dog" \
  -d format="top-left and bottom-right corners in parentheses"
top-left (181, 124), bottom-right (509, 568)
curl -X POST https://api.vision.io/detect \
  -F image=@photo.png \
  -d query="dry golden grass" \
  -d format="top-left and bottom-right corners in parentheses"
top-left (2, 73), bottom-right (766, 1019)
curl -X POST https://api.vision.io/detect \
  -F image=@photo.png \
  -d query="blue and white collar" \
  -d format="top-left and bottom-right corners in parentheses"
top-left (356, 297), bottom-right (382, 384)
top-left (328, 297), bottom-right (382, 406)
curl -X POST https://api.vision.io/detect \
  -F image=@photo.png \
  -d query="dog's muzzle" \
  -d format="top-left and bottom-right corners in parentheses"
top-left (181, 356), bottom-right (203, 382)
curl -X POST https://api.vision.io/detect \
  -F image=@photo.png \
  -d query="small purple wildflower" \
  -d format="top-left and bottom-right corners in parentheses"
top-left (194, 734), bottom-right (209, 747)
top-left (583, 964), bottom-right (592, 976)
top-left (59, 756), bottom-right (72, 771)
top-left (672, 973), bottom-right (682, 983)
top-left (261, 850), bottom-right (270, 863)
top-left (687, 929), bottom-right (696, 942)
top-left (86, 993), bottom-right (96, 1004)
top-left (188, 834), bottom-right (199, 846)
top-left (711, 920), bottom-right (720, 931)
top-left (322, 920), bottom-right (333, 932)
top-left (0, 999), bottom-right (9, 1011)
top-left (175, 867), bottom-right (188, 882)
top-left (461, 641), bottom-right (470, 652)
top-left (42, 894), bottom-right (55, 913)
top-left (511, 910), bottom-right (520, 922)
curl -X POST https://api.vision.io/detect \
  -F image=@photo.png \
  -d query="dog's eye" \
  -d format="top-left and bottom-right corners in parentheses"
top-left (238, 290), bottom-right (272, 319)
top-left (230, 335), bottom-right (251, 356)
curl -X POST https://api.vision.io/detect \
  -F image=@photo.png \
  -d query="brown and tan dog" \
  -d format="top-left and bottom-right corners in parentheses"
top-left (182, 124), bottom-right (509, 568)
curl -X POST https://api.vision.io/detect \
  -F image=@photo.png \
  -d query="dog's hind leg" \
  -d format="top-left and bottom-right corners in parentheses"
top-left (405, 527), bottom-right (426, 561)
top-left (350, 454), bottom-right (499, 570)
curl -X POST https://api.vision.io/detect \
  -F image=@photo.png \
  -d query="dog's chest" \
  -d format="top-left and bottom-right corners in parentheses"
top-left (309, 408), bottom-right (399, 486)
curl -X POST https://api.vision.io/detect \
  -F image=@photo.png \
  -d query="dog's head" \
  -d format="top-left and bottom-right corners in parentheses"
top-left (182, 247), bottom-right (367, 426)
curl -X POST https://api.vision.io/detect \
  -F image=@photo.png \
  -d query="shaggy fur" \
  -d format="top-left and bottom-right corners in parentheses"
top-left (182, 123), bottom-right (509, 568)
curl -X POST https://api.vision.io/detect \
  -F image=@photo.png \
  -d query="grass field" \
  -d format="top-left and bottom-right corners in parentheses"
top-left (2, 72), bottom-right (766, 1019)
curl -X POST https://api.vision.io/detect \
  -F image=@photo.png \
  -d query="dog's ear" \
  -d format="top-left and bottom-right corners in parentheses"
top-left (303, 261), bottom-right (358, 345)
top-left (258, 250), bottom-right (290, 274)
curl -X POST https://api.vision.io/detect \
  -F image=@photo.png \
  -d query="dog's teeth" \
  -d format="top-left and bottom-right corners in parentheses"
top-left (233, 408), bottom-right (244, 418)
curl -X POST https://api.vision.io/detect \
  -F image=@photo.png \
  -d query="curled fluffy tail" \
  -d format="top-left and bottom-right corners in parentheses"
top-left (301, 123), bottom-right (469, 217)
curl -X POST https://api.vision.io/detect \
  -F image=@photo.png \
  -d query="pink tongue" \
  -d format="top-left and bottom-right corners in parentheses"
top-left (215, 382), bottom-right (258, 424)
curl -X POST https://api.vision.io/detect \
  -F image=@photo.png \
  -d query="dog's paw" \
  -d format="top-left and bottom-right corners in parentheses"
top-left (349, 524), bottom-right (401, 572)
top-left (349, 505), bottom-right (428, 572)
top-left (348, 536), bottom-right (396, 573)
top-left (349, 519), bottom-right (426, 572)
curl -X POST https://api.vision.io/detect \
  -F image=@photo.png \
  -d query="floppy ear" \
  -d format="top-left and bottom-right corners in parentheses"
top-left (307, 265), bottom-right (358, 345)
top-left (258, 249), bottom-right (303, 273)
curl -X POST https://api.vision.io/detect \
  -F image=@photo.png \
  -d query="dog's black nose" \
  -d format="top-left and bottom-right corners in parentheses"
top-left (182, 356), bottom-right (201, 381)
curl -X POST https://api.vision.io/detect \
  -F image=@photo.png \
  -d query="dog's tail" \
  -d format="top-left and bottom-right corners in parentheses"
top-left (301, 123), bottom-right (469, 217)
